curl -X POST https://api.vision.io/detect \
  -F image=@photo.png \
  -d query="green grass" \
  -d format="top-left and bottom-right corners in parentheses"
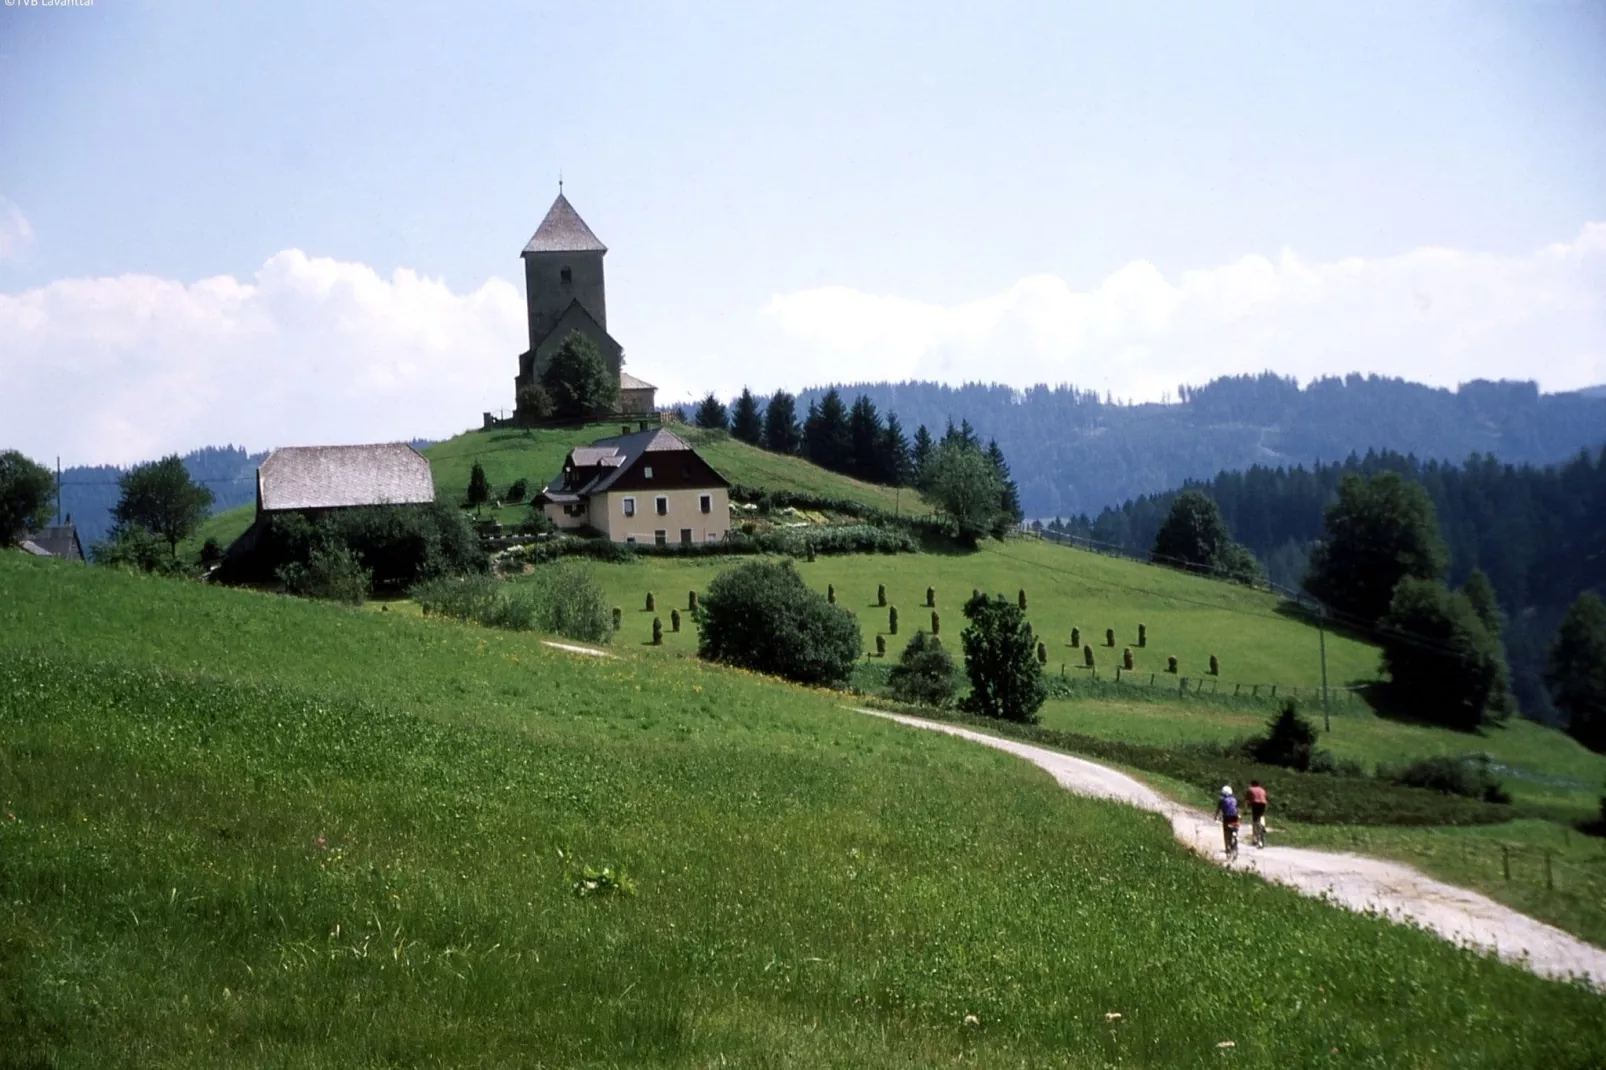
top-left (425, 423), bottom-right (916, 529)
top-left (515, 537), bottom-right (1383, 693)
top-left (3, 553), bottom-right (1604, 1066)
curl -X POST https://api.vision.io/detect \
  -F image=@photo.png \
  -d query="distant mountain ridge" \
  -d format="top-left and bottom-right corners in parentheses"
top-left (790, 374), bottom-right (1606, 518)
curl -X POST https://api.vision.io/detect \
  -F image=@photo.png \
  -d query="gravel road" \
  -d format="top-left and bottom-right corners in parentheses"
top-left (862, 708), bottom-right (1606, 991)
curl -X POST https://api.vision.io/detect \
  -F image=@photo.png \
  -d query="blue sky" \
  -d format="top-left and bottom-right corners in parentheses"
top-left (2, 0), bottom-right (1603, 464)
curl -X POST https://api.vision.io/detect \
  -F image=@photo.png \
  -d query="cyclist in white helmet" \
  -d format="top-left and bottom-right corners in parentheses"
top-left (1214, 785), bottom-right (1240, 856)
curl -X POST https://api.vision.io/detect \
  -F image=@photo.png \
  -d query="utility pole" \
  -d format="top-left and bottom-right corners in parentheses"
top-left (1318, 602), bottom-right (1331, 732)
top-left (55, 456), bottom-right (62, 526)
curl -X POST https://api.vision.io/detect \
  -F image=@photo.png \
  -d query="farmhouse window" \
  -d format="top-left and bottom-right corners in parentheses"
top-left (680, 528), bottom-right (692, 545)
top-left (654, 530), bottom-right (667, 547)
top-left (622, 497), bottom-right (636, 517)
top-left (644, 466), bottom-right (653, 479)
top-left (626, 536), bottom-right (637, 546)
top-left (656, 497), bottom-right (668, 516)
top-left (699, 494), bottom-right (712, 514)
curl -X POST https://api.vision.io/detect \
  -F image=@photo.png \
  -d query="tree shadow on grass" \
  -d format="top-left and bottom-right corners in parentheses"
top-left (1350, 679), bottom-right (1498, 737)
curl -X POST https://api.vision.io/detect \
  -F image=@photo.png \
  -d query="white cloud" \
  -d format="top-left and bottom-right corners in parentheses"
top-left (754, 223), bottom-right (1606, 403)
top-left (2, 225), bottom-right (1603, 467)
top-left (0, 196), bottom-right (34, 263)
top-left (0, 250), bottom-right (526, 465)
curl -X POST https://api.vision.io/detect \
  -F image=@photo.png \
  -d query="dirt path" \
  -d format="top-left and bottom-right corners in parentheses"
top-left (861, 708), bottom-right (1606, 991)
top-left (541, 641), bottom-right (613, 658)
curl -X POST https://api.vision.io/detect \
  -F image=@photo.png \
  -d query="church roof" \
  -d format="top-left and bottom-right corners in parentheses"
top-left (258, 443), bottom-right (435, 512)
top-left (523, 193), bottom-right (608, 255)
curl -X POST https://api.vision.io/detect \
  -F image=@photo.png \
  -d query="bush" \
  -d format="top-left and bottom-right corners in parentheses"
top-left (223, 503), bottom-right (484, 592)
top-left (93, 526), bottom-right (193, 577)
top-left (276, 543), bottom-right (371, 605)
top-left (1138, 623), bottom-right (1147, 647)
top-left (1244, 700), bottom-right (1321, 771)
top-left (532, 560), bottom-right (613, 642)
top-left (960, 593), bottom-right (1047, 723)
top-left (888, 631), bottom-right (958, 707)
top-left (697, 560), bottom-right (861, 687)
top-left (200, 537), bottom-right (223, 565)
top-left (1123, 647), bottom-right (1134, 670)
top-left (1379, 756), bottom-right (1511, 804)
top-left (412, 574), bottom-right (536, 631)
top-left (505, 478), bottom-right (529, 504)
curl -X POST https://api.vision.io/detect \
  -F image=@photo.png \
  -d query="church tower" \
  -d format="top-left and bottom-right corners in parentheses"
top-left (513, 190), bottom-right (655, 418)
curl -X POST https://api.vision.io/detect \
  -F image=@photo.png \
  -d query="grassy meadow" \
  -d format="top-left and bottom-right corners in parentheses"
top-left (3, 553), bottom-right (1604, 1067)
top-left (514, 535), bottom-right (1382, 694)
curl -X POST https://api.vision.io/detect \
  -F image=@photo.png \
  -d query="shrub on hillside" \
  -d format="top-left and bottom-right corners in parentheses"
top-left (960, 592), bottom-right (1047, 723)
top-left (1378, 755), bottom-right (1511, 804)
top-left (411, 574), bottom-right (536, 631)
top-left (228, 503), bottom-right (484, 592)
top-left (1242, 700), bottom-right (1323, 772)
top-left (276, 543), bottom-right (371, 606)
top-left (531, 560), bottom-right (613, 643)
top-left (887, 631), bottom-right (958, 707)
top-left (697, 560), bottom-right (861, 686)
top-left (505, 478), bottom-right (529, 504)
top-left (93, 526), bottom-right (194, 577)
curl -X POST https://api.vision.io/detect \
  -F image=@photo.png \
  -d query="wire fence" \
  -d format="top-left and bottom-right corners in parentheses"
top-left (1048, 661), bottom-right (1369, 708)
top-left (1332, 826), bottom-right (1606, 898)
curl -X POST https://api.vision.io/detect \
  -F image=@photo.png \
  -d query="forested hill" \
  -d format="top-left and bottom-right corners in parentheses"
top-left (793, 374), bottom-right (1606, 518)
top-left (1049, 446), bottom-right (1606, 722)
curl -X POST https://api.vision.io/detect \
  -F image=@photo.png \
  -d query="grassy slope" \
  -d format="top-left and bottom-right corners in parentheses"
top-left (179, 420), bottom-right (918, 559)
top-left (2, 554), bottom-right (1603, 1068)
top-left (428, 423), bottom-right (915, 526)
top-left (524, 536), bottom-right (1383, 693)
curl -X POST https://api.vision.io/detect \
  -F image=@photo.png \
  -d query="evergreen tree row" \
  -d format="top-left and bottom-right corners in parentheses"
top-left (687, 388), bottom-right (1021, 530)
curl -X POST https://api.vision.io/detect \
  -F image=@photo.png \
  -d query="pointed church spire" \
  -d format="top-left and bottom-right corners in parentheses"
top-left (523, 190), bottom-right (606, 254)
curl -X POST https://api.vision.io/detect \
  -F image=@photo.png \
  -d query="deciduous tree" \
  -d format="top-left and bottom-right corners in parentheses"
top-left (1304, 472), bottom-right (1448, 624)
top-left (0, 450), bottom-right (54, 544)
top-left (924, 440), bottom-right (1004, 547)
top-left (1379, 577), bottom-right (1510, 732)
top-left (540, 332), bottom-right (618, 418)
top-left (112, 454), bottom-right (213, 556)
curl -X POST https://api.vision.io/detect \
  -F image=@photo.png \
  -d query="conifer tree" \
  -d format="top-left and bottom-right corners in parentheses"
top-left (803, 389), bottom-right (852, 473)
top-left (984, 439), bottom-right (1024, 537)
top-left (730, 388), bottom-right (763, 444)
top-left (762, 390), bottom-right (802, 454)
top-left (911, 424), bottom-right (935, 486)
top-left (881, 412), bottom-right (913, 487)
top-left (846, 395), bottom-right (885, 483)
top-left (694, 393), bottom-right (729, 430)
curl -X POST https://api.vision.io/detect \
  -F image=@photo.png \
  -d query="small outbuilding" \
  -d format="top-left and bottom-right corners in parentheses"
top-left (17, 522), bottom-right (84, 562)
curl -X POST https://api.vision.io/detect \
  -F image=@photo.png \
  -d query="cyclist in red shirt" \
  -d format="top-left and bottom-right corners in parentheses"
top-left (1247, 780), bottom-right (1269, 848)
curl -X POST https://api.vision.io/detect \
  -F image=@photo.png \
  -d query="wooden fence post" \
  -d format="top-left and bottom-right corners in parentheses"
top-left (1502, 846), bottom-right (1511, 881)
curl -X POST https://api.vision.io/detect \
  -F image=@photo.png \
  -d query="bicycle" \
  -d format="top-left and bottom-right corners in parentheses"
top-left (1224, 819), bottom-right (1240, 862)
